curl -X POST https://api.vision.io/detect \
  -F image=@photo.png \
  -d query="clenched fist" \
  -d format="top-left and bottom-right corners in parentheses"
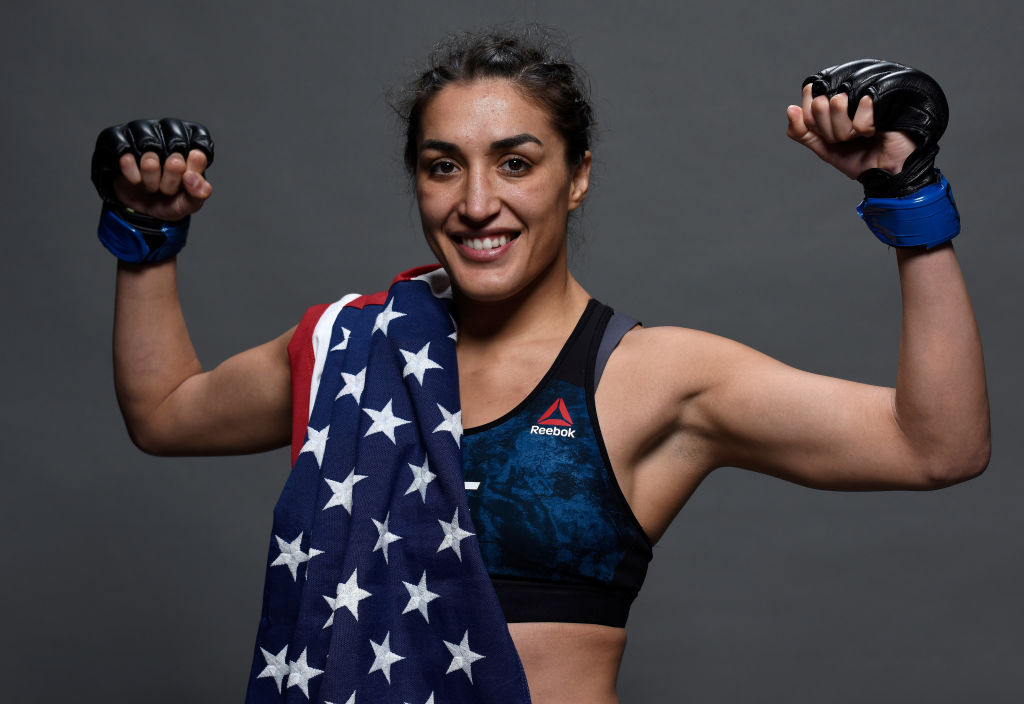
top-left (787, 59), bottom-right (948, 198)
top-left (92, 118), bottom-right (214, 222)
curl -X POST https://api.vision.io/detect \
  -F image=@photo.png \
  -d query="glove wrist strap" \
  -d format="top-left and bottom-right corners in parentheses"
top-left (856, 171), bottom-right (960, 249)
top-left (97, 203), bottom-right (190, 263)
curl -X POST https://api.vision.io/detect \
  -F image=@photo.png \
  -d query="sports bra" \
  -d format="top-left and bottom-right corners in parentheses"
top-left (462, 300), bottom-right (654, 628)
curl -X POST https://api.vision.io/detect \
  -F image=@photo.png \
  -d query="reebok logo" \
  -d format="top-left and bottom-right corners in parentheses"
top-left (530, 398), bottom-right (576, 438)
top-left (537, 398), bottom-right (573, 426)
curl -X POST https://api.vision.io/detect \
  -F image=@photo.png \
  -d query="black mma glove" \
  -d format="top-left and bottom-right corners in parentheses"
top-left (91, 118), bottom-right (214, 263)
top-left (803, 59), bottom-right (948, 198)
top-left (91, 118), bottom-right (214, 205)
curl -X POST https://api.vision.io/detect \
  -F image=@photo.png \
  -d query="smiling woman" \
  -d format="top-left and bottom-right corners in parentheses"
top-left (91, 26), bottom-right (988, 704)
top-left (414, 78), bottom-right (591, 305)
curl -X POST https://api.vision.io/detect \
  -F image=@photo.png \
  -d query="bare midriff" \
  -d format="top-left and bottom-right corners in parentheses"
top-left (509, 622), bottom-right (626, 704)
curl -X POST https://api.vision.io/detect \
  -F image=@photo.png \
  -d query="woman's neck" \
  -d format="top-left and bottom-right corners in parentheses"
top-left (452, 267), bottom-right (591, 351)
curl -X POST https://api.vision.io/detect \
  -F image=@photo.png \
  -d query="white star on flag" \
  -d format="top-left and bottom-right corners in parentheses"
top-left (432, 403), bottom-right (462, 447)
top-left (330, 326), bottom-right (351, 351)
top-left (271, 532), bottom-right (324, 581)
top-left (300, 425), bottom-right (330, 467)
top-left (368, 632), bottom-right (405, 684)
top-left (323, 569), bottom-right (373, 627)
top-left (400, 342), bottom-right (443, 385)
top-left (287, 647), bottom-right (324, 698)
top-left (372, 298), bottom-right (406, 336)
top-left (372, 512), bottom-right (402, 564)
top-left (363, 399), bottom-right (411, 444)
top-left (323, 469), bottom-right (367, 515)
top-left (404, 457), bottom-right (436, 503)
top-left (257, 645), bottom-right (289, 693)
top-left (336, 367), bottom-right (366, 403)
top-left (444, 630), bottom-right (485, 683)
top-left (405, 695), bottom-right (435, 704)
top-left (437, 508), bottom-right (474, 561)
top-left (402, 570), bottom-right (440, 622)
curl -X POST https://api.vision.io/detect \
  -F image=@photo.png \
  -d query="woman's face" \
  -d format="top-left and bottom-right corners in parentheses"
top-left (415, 78), bottom-right (591, 303)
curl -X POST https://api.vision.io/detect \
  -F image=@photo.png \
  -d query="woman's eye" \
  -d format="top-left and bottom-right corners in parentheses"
top-left (430, 160), bottom-right (458, 176)
top-left (502, 157), bottom-right (530, 174)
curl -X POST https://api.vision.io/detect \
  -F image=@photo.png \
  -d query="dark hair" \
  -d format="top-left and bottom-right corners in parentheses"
top-left (395, 27), bottom-right (594, 175)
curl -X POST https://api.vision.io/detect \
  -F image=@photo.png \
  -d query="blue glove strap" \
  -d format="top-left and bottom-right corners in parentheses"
top-left (97, 204), bottom-right (190, 263)
top-left (856, 172), bottom-right (960, 249)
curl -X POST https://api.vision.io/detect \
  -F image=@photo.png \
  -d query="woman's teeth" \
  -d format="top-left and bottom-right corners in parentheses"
top-left (464, 235), bottom-right (509, 250)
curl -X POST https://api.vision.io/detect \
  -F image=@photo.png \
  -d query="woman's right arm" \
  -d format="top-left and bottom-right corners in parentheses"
top-left (109, 140), bottom-right (292, 456)
top-left (114, 259), bottom-right (293, 455)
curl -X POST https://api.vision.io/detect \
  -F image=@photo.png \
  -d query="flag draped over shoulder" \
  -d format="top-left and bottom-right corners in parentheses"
top-left (245, 266), bottom-right (532, 704)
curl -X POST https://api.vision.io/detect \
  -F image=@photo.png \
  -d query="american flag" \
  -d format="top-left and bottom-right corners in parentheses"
top-left (244, 266), bottom-right (532, 704)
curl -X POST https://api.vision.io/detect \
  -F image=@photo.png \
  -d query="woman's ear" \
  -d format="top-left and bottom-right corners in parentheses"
top-left (568, 151), bottom-right (592, 211)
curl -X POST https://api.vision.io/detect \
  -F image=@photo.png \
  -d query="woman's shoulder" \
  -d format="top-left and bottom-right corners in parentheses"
top-left (613, 324), bottom-right (755, 378)
top-left (597, 325), bottom-right (720, 416)
top-left (600, 322), bottom-right (777, 426)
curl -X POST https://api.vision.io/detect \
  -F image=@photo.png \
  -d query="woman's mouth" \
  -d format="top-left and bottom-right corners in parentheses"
top-left (462, 234), bottom-right (511, 250)
top-left (450, 231), bottom-right (520, 260)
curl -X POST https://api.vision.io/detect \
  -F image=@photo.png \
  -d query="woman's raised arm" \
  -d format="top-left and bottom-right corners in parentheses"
top-left (690, 61), bottom-right (989, 488)
top-left (95, 120), bottom-right (293, 456)
top-left (690, 242), bottom-right (988, 489)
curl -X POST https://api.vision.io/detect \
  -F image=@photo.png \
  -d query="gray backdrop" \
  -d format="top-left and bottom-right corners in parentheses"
top-left (3, 1), bottom-right (1020, 702)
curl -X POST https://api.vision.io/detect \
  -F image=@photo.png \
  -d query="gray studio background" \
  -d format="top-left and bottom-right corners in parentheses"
top-left (3, 1), bottom-right (1020, 702)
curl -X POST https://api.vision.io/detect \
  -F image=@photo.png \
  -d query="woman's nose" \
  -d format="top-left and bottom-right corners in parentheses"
top-left (458, 169), bottom-right (501, 223)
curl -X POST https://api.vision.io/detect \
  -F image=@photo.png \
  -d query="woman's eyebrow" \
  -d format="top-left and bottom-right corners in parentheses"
top-left (420, 134), bottom-right (543, 155)
top-left (420, 139), bottom-right (459, 155)
top-left (491, 133), bottom-right (542, 150)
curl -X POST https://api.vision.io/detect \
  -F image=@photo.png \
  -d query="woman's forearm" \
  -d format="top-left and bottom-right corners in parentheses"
top-left (893, 243), bottom-right (990, 483)
top-left (112, 258), bottom-right (204, 451)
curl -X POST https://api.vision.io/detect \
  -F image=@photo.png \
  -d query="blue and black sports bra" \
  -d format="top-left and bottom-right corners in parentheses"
top-left (462, 300), bottom-right (654, 628)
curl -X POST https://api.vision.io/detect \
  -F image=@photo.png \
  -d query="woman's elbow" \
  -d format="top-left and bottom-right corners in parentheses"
top-left (123, 417), bottom-right (174, 456)
top-left (916, 437), bottom-right (991, 489)
top-left (120, 404), bottom-right (188, 457)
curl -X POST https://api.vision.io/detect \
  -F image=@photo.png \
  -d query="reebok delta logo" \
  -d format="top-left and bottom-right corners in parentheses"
top-left (530, 398), bottom-right (576, 438)
top-left (538, 398), bottom-right (573, 426)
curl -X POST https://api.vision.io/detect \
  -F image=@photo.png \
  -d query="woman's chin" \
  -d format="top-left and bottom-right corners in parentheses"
top-left (450, 272), bottom-right (525, 305)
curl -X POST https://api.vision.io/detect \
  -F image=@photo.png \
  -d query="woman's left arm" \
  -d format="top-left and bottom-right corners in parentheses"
top-left (684, 66), bottom-right (990, 490)
top-left (689, 240), bottom-right (989, 489)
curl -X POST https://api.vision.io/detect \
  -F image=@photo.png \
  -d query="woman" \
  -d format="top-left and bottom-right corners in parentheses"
top-left (97, 31), bottom-right (989, 704)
